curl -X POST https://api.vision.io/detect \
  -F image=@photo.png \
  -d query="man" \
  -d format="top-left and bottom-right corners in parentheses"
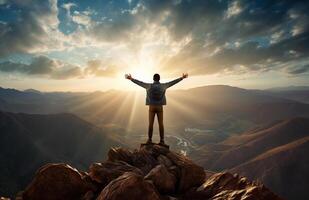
top-left (125, 73), bottom-right (188, 145)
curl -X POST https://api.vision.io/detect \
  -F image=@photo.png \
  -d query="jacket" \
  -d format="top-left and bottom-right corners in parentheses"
top-left (131, 77), bottom-right (183, 105)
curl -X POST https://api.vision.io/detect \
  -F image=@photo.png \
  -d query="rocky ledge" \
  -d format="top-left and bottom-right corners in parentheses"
top-left (14, 144), bottom-right (282, 200)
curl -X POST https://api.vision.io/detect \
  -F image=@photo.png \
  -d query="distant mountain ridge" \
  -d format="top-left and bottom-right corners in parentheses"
top-left (0, 84), bottom-right (308, 152)
top-left (266, 86), bottom-right (309, 91)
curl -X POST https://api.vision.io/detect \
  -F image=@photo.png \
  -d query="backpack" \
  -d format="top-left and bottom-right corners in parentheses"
top-left (149, 84), bottom-right (163, 101)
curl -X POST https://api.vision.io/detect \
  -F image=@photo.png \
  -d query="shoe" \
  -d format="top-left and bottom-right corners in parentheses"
top-left (146, 139), bottom-right (153, 144)
top-left (158, 140), bottom-right (169, 148)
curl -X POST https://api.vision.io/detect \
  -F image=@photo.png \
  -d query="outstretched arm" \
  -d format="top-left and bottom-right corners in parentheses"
top-left (125, 73), bottom-right (150, 89)
top-left (163, 73), bottom-right (188, 89)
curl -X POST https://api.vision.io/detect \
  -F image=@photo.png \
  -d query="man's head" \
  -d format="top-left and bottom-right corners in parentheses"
top-left (153, 73), bottom-right (160, 82)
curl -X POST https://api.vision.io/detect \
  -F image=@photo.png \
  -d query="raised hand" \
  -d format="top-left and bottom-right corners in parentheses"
top-left (182, 73), bottom-right (188, 79)
top-left (125, 73), bottom-right (132, 80)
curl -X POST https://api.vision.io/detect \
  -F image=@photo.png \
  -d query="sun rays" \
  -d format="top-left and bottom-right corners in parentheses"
top-left (167, 96), bottom-right (197, 117)
top-left (126, 90), bottom-right (143, 131)
top-left (67, 73), bottom-right (196, 136)
top-left (88, 92), bottom-right (126, 123)
top-left (110, 91), bottom-right (136, 125)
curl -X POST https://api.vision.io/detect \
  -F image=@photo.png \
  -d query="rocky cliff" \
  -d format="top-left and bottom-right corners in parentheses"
top-left (10, 144), bottom-right (282, 200)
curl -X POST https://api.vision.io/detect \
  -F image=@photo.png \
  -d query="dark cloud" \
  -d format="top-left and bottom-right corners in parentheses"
top-left (0, 0), bottom-right (58, 57)
top-left (0, 56), bottom-right (56, 75)
top-left (0, 61), bottom-right (27, 72)
top-left (285, 64), bottom-right (309, 75)
top-left (0, 56), bottom-right (83, 79)
top-left (51, 64), bottom-right (83, 79)
top-left (164, 30), bottom-right (309, 76)
top-left (24, 56), bottom-right (56, 74)
top-left (0, 56), bottom-right (121, 79)
top-left (153, 0), bottom-right (309, 76)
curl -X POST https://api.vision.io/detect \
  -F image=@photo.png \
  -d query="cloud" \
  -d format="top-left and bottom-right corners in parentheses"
top-left (150, 0), bottom-right (309, 76)
top-left (51, 64), bottom-right (83, 79)
top-left (77, 0), bottom-right (309, 77)
top-left (0, 56), bottom-right (122, 79)
top-left (72, 12), bottom-right (91, 26)
top-left (0, 56), bottom-right (83, 79)
top-left (62, 2), bottom-right (76, 13)
top-left (0, 0), bottom-right (68, 58)
top-left (285, 64), bottom-right (309, 75)
top-left (89, 11), bottom-right (141, 43)
top-left (62, 3), bottom-right (92, 26)
top-left (0, 0), bottom-right (7, 5)
top-left (0, 0), bottom-right (309, 79)
top-left (225, 1), bottom-right (243, 19)
top-left (24, 56), bottom-right (56, 74)
top-left (85, 59), bottom-right (119, 77)
top-left (163, 31), bottom-right (309, 76)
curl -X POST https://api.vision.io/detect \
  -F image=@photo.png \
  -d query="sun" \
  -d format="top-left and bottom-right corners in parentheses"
top-left (116, 44), bottom-right (168, 83)
top-left (130, 67), bottom-right (154, 80)
top-left (127, 47), bottom-right (160, 81)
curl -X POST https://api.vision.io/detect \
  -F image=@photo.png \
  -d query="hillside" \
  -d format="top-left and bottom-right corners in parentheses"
top-left (0, 111), bottom-right (123, 197)
top-left (231, 137), bottom-right (309, 200)
top-left (7, 145), bottom-right (282, 200)
top-left (191, 117), bottom-right (309, 200)
top-left (211, 117), bottom-right (309, 169)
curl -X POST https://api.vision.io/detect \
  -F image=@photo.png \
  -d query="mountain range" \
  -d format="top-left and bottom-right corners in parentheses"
top-left (1, 85), bottom-right (309, 139)
top-left (0, 85), bottom-right (308, 199)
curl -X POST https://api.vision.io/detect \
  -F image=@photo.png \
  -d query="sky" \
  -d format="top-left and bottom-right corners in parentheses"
top-left (0, 0), bottom-right (308, 92)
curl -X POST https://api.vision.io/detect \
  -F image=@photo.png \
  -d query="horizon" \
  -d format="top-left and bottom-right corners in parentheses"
top-left (0, 0), bottom-right (308, 91)
top-left (1, 83), bottom-right (309, 93)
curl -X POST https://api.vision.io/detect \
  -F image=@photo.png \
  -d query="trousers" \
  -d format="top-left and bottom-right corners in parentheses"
top-left (148, 105), bottom-right (164, 141)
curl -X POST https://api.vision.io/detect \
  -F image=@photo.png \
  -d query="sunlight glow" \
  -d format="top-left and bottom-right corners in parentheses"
top-left (111, 92), bottom-right (134, 124)
top-left (119, 45), bottom-right (160, 82)
top-left (126, 90), bottom-right (142, 131)
top-left (167, 95), bottom-right (199, 120)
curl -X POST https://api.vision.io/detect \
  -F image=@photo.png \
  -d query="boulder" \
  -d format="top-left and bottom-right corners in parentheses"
top-left (22, 163), bottom-right (91, 200)
top-left (131, 148), bottom-right (158, 174)
top-left (97, 172), bottom-right (160, 200)
top-left (157, 155), bottom-right (173, 168)
top-left (88, 161), bottom-right (142, 186)
top-left (107, 147), bottom-right (158, 174)
top-left (107, 147), bottom-right (133, 163)
top-left (17, 146), bottom-right (283, 200)
top-left (141, 144), bottom-right (170, 157)
top-left (80, 172), bottom-right (99, 192)
top-left (166, 151), bottom-right (206, 192)
top-left (145, 164), bottom-right (177, 194)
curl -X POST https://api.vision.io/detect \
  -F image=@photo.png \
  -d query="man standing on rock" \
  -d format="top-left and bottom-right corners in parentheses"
top-left (125, 73), bottom-right (188, 145)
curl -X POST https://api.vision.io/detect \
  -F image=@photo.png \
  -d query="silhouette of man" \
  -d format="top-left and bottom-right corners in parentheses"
top-left (125, 73), bottom-right (188, 145)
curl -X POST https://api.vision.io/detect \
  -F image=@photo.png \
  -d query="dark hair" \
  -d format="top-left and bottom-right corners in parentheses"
top-left (153, 73), bottom-right (160, 82)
